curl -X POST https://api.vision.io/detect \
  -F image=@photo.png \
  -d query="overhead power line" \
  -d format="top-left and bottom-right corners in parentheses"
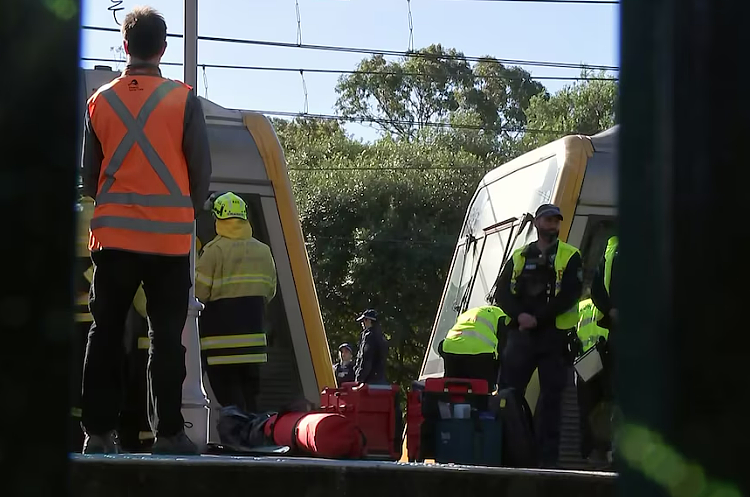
top-left (80, 57), bottom-right (618, 82)
top-left (81, 25), bottom-right (619, 71)
top-left (238, 108), bottom-right (578, 135)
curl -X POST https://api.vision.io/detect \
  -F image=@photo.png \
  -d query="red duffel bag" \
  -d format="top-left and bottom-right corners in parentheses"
top-left (264, 411), bottom-right (366, 459)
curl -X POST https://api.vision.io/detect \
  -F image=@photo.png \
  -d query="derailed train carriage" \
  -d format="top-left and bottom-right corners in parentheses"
top-left (78, 68), bottom-right (335, 441)
top-left (418, 126), bottom-right (618, 467)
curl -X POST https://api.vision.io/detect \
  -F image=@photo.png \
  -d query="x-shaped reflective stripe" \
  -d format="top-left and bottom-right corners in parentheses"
top-left (96, 80), bottom-right (192, 209)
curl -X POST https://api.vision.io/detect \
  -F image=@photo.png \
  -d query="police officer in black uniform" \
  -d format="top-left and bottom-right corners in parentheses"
top-left (354, 309), bottom-right (389, 384)
top-left (494, 204), bottom-right (583, 468)
top-left (333, 343), bottom-right (356, 386)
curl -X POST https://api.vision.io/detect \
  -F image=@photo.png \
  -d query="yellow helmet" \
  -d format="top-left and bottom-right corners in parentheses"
top-left (211, 192), bottom-right (247, 220)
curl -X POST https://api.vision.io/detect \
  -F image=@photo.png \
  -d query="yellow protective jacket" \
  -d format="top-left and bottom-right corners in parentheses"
top-left (76, 196), bottom-right (147, 322)
top-left (576, 298), bottom-right (609, 352)
top-left (195, 218), bottom-right (277, 303)
top-left (443, 306), bottom-right (507, 358)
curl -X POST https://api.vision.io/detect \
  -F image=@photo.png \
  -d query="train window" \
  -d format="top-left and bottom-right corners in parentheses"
top-left (466, 223), bottom-right (516, 310)
top-left (422, 242), bottom-right (472, 377)
top-left (578, 215), bottom-right (617, 291)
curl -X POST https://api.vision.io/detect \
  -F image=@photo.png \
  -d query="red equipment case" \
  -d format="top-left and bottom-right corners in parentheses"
top-left (320, 383), bottom-right (401, 460)
top-left (418, 378), bottom-right (491, 461)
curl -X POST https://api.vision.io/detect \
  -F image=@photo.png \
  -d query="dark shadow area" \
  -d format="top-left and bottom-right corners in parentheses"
top-left (619, 0), bottom-right (748, 495)
top-left (0, 1), bottom-right (81, 496)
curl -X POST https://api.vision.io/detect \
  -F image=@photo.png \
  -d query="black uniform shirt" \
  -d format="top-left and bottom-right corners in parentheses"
top-left (494, 240), bottom-right (583, 330)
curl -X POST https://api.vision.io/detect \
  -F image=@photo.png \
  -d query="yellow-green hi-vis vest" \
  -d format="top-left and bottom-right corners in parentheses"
top-left (443, 306), bottom-right (507, 358)
top-left (604, 236), bottom-right (618, 295)
top-left (576, 298), bottom-right (609, 352)
top-left (510, 241), bottom-right (580, 330)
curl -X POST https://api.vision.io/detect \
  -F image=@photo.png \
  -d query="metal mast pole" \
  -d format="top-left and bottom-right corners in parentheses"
top-left (180, 0), bottom-right (209, 452)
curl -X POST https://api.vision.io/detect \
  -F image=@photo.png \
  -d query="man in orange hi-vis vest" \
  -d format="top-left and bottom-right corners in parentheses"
top-left (80, 6), bottom-right (211, 455)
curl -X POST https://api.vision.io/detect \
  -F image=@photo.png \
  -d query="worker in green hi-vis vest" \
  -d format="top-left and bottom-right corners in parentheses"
top-left (575, 298), bottom-right (612, 468)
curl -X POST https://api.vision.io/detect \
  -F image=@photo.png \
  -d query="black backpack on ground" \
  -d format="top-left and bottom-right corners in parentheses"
top-left (492, 388), bottom-right (537, 468)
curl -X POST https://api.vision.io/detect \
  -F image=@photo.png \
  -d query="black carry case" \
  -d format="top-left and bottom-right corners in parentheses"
top-left (420, 379), bottom-right (490, 460)
top-left (492, 388), bottom-right (537, 468)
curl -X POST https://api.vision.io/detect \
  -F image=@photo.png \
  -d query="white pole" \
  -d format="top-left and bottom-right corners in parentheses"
top-left (181, 0), bottom-right (208, 452)
top-left (184, 0), bottom-right (198, 89)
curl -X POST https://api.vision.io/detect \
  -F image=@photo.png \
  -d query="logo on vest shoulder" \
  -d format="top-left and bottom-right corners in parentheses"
top-left (128, 79), bottom-right (143, 92)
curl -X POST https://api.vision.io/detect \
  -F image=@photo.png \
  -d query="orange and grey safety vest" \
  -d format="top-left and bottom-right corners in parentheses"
top-left (87, 75), bottom-right (194, 255)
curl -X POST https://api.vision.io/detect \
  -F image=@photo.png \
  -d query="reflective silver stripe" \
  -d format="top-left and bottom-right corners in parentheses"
top-left (200, 334), bottom-right (267, 350)
top-left (578, 315), bottom-right (597, 329)
top-left (447, 329), bottom-right (497, 349)
top-left (96, 80), bottom-right (191, 208)
top-left (97, 191), bottom-right (193, 208)
top-left (90, 216), bottom-right (194, 234)
top-left (474, 316), bottom-right (497, 336)
top-left (207, 353), bottom-right (268, 365)
top-left (139, 431), bottom-right (155, 441)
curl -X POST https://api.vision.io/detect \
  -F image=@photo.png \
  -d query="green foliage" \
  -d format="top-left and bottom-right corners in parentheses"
top-left (276, 118), bottom-right (490, 389)
top-left (335, 44), bottom-right (545, 140)
top-left (521, 69), bottom-right (618, 151)
top-left (272, 51), bottom-right (617, 391)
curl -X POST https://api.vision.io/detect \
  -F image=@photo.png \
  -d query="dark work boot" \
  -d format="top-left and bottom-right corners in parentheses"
top-left (152, 430), bottom-right (199, 455)
top-left (82, 430), bottom-right (121, 454)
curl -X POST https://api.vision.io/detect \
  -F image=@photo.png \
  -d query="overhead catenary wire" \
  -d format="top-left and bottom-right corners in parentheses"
top-left (79, 57), bottom-right (618, 82)
top-left (80, 25), bottom-right (619, 71)
top-left (237, 108), bottom-right (579, 135)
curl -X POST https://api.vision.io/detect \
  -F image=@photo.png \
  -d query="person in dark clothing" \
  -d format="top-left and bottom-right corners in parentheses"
top-left (334, 343), bottom-right (356, 386)
top-left (494, 204), bottom-right (583, 468)
top-left (438, 306), bottom-right (508, 391)
top-left (119, 303), bottom-right (154, 453)
top-left (80, 7), bottom-right (211, 455)
top-left (354, 309), bottom-right (389, 384)
top-left (591, 236), bottom-right (618, 332)
top-left (587, 235), bottom-right (618, 466)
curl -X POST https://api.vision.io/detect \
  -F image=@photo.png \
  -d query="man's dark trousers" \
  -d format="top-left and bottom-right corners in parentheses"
top-left (500, 327), bottom-right (568, 467)
top-left (82, 249), bottom-right (190, 437)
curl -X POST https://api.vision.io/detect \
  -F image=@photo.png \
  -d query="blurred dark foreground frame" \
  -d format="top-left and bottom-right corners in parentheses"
top-left (618, 0), bottom-right (748, 495)
top-left (0, 1), bottom-right (81, 496)
top-left (1, 0), bottom-right (749, 496)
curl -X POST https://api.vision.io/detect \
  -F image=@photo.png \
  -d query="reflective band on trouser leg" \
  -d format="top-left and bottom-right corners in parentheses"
top-left (207, 354), bottom-right (268, 365)
top-left (139, 431), bottom-right (155, 441)
top-left (90, 80), bottom-right (193, 254)
top-left (201, 333), bottom-right (268, 366)
top-left (200, 334), bottom-right (268, 350)
top-left (75, 293), bottom-right (93, 323)
top-left (75, 313), bottom-right (93, 323)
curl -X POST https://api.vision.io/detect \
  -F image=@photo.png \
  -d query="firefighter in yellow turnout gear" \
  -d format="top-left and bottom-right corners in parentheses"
top-left (439, 306), bottom-right (508, 390)
top-left (196, 192), bottom-right (277, 413)
top-left (575, 298), bottom-right (612, 467)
